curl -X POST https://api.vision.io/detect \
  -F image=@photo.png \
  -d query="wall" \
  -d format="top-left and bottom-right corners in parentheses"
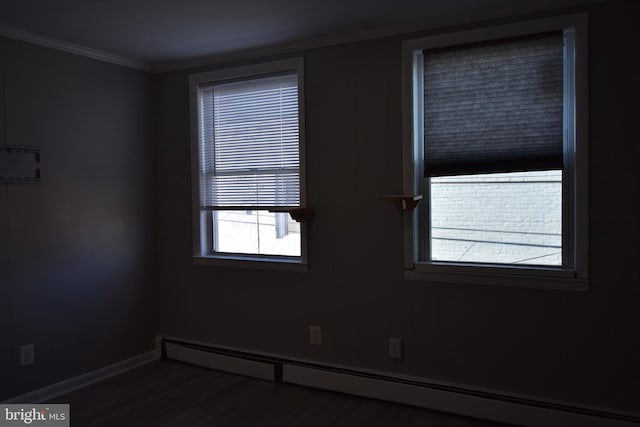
top-left (153, 0), bottom-right (640, 414)
top-left (0, 37), bottom-right (155, 400)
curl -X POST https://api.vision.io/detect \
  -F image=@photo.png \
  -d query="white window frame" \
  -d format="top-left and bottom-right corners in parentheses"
top-left (189, 58), bottom-right (308, 271)
top-left (401, 14), bottom-right (588, 290)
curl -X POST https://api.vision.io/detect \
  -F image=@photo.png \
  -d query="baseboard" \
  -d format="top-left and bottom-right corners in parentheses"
top-left (160, 337), bottom-right (640, 427)
top-left (164, 342), bottom-right (275, 381)
top-left (284, 365), bottom-right (637, 427)
top-left (4, 351), bottom-right (157, 404)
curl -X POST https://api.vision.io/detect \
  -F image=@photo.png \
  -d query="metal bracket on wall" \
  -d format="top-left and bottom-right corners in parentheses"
top-left (0, 146), bottom-right (40, 183)
top-left (382, 195), bottom-right (423, 212)
top-left (268, 207), bottom-right (314, 222)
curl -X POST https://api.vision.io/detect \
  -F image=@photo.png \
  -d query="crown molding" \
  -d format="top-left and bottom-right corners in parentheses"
top-left (151, 2), bottom-right (594, 73)
top-left (151, 23), bottom-right (421, 73)
top-left (0, 25), bottom-right (151, 72)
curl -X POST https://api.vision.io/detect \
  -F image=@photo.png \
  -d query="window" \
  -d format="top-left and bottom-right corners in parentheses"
top-left (190, 59), bottom-right (307, 269)
top-left (402, 15), bottom-right (588, 289)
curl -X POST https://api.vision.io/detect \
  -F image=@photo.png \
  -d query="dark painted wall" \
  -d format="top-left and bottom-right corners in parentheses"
top-left (153, 0), bottom-right (640, 413)
top-left (0, 37), bottom-right (155, 400)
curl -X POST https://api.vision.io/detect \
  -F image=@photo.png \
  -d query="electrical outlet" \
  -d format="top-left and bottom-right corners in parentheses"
top-left (309, 326), bottom-right (322, 345)
top-left (389, 338), bottom-right (403, 359)
top-left (19, 344), bottom-right (35, 366)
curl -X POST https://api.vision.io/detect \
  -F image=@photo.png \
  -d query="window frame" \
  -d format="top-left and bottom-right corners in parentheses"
top-left (189, 58), bottom-right (308, 271)
top-left (401, 14), bottom-right (588, 290)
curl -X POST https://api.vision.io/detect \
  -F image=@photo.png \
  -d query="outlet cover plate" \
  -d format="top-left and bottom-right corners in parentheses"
top-left (389, 338), bottom-right (403, 359)
top-left (19, 344), bottom-right (35, 366)
top-left (309, 326), bottom-right (322, 345)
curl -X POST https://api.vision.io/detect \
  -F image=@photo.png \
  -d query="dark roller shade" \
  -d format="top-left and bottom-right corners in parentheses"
top-left (423, 33), bottom-right (564, 177)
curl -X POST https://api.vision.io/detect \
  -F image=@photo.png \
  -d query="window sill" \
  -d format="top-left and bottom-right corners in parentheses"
top-left (192, 255), bottom-right (308, 272)
top-left (405, 262), bottom-right (588, 291)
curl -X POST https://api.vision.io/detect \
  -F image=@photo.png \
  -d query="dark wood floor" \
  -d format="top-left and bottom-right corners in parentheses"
top-left (55, 360), bottom-right (514, 426)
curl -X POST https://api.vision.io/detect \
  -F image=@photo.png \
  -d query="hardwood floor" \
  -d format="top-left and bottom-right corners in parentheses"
top-left (55, 360), bottom-right (514, 426)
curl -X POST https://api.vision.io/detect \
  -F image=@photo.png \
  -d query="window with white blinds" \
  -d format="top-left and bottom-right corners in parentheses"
top-left (198, 73), bottom-right (300, 209)
top-left (190, 59), bottom-right (306, 265)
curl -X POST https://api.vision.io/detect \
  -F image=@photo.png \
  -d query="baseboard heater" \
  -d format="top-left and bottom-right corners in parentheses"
top-left (160, 337), bottom-right (639, 427)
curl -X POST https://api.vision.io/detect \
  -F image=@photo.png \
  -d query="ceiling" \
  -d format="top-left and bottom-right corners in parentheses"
top-left (0, 0), bottom-right (600, 70)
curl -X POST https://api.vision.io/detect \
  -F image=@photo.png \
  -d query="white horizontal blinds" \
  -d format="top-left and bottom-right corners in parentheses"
top-left (198, 73), bottom-right (300, 208)
top-left (423, 33), bottom-right (564, 177)
top-left (199, 87), bottom-right (215, 207)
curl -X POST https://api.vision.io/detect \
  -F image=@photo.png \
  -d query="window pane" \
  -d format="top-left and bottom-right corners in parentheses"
top-left (430, 170), bottom-right (561, 266)
top-left (214, 210), bottom-right (301, 257)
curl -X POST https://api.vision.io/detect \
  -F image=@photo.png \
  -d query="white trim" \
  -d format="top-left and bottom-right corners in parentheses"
top-left (571, 14), bottom-right (589, 280)
top-left (193, 256), bottom-right (308, 272)
top-left (164, 342), bottom-right (275, 381)
top-left (0, 25), bottom-right (150, 71)
top-left (160, 336), bottom-right (640, 426)
top-left (401, 13), bottom-right (589, 289)
top-left (152, 20), bottom-right (449, 73)
top-left (151, 7), bottom-right (594, 73)
top-left (3, 351), bottom-right (157, 403)
top-left (405, 268), bottom-right (589, 291)
top-left (402, 14), bottom-right (586, 52)
top-left (283, 365), bottom-right (638, 427)
top-left (189, 58), bottom-right (302, 86)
